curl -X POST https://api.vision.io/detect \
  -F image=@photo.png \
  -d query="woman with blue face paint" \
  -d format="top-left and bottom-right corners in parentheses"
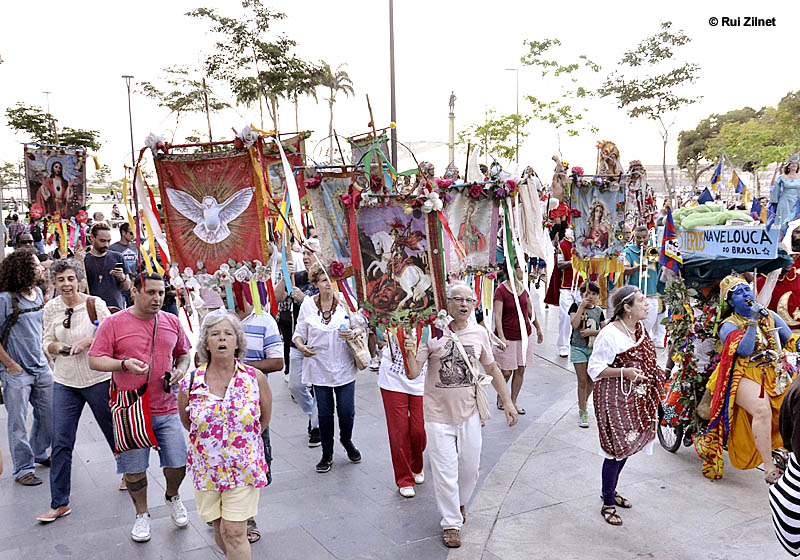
top-left (695, 275), bottom-right (799, 484)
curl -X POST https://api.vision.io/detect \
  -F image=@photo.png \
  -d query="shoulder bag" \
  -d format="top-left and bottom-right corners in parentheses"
top-left (109, 314), bottom-right (159, 453)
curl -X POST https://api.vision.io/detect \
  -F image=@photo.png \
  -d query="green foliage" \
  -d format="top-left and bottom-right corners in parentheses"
top-left (457, 110), bottom-right (532, 162)
top-left (140, 66), bottom-right (229, 115)
top-left (705, 92), bottom-right (800, 173)
top-left (5, 102), bottom-right (101, 150)
top-left (677, 107), bottom-right (759, 185)
top-left (0, 161), bottom-right (22, 188)
top-left (188, 0), bottom-right (322, 130)
top-left (520, 39), bottom-right (601, 137)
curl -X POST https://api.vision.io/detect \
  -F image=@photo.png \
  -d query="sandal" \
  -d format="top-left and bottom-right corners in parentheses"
top-left (497, 397), bottom-right (504, 411)
top-left (614, 492), bottom-right (632, 508)
top-left (516, 407), bottom-right (527, 415)
top-left (601, 505), bottom-right (623, 526)
top-left (247, 519), bottom-right (261, 543)
top-left (16, 473), bottom-right (42, 486)
top-left (442, 528), bottom-right (461, 548)
top-left (765, 468), bottom-right (782, 485)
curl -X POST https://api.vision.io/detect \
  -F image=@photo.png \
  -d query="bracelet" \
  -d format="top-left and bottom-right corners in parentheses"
top-left (120, 358), bottom-right (128, 371)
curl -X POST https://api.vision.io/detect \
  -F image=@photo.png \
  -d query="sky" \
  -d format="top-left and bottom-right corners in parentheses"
top-left (1, 0), bottom-right (798, 185)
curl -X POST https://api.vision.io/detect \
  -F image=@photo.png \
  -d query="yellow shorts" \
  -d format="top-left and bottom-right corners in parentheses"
top-left (195, 486), bottom-right (261, 522)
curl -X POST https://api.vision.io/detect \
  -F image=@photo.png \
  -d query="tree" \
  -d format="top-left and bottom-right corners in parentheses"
top-left (188, 0), bottom-right (321, 132)
top-left (5, 102), bottom-right (101, 150)
top-left (90, 164), bottom-right (112, 189)
top-left (0, 161), bottom-right (22, 189)
top-left (318, 62), bottom-right (354, 163)
top-left (677, 107), bottom-right (759, 187)
top-left (597, 21), bottom-right (701, 203)
top-left (140, 66), bottom-right (230, 143)
top-left (457, 109), bottom-right (532, 163)
top-left (520, 39), bottom-right (601, 143)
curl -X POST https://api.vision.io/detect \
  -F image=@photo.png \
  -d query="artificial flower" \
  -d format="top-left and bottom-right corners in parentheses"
top-left (422, 200), bottom-right (435, 213)
top-left (76, 209), bottom-right (89, 223)
top-left (570, 208), bottom-right (582, 218)
top-left (468, 184), bottom-right (484, 198)
top-left (237, 125), bottom-right (259, 148)
top-left (144, 132), bottom-right (168, 157)
top-left (233, 266), bottom-right (252, 283)
top-left (330, 261), bottom-right (345, 277)
top-left (30, 204), bottom-right (44, 220)
top-left (571, 166), bottom-right (584, 176)
top-left (433, 309), bottom-right (454, 330)
top-left (304, 176), bottom-right (322, 189)
top-left (436, 178), bottom-right (453, 188)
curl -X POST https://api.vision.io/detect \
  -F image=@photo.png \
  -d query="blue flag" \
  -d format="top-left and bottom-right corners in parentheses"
top-left (698, 187), bottom-right (714, 205)
top-left (750, 197), bottom-right (762, 220)
top-left (710, 162), bottom-right (722, 190)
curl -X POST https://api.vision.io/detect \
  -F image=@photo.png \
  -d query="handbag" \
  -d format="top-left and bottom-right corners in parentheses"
top-left (109, 314), bottom-right (159, 453)
top-left (450, 331), bottom-right (492, 424)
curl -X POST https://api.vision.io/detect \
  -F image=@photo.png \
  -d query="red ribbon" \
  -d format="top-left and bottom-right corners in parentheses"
top-left (396, 328), bottom-right (411, 377)
top-left (437, 210), bottom-right (466, 259)
top-left (266, 278), bottom-right (278, 315)
top-left (232, 281), bottom-right (245, 312)
top-left (348, 204), bottom-right (362, 272)
top-left (337, 279), bottom-right (357, 312)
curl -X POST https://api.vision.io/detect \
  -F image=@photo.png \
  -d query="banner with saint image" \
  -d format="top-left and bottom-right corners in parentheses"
top-left (24, 145), bottom-right (87, 219)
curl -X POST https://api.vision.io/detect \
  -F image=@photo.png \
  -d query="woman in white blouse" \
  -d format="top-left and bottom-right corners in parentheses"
top-left (587, 285), bottom-right (665, 527)
top-left (292, 263), bottom-right (363, 474)
top-left (36, 260), bottom-right (113, 523)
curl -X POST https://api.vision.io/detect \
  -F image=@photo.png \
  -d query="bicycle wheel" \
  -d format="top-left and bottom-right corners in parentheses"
top-left (657, 405), bottom-right (684, 453)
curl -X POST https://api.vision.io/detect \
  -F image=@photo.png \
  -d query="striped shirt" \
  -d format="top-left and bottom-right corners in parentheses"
top-left (242, 312), bottom-right (283, 364)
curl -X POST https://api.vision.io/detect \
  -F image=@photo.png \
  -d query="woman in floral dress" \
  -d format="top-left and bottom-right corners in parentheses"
top-left (587, 285), bottom-right (665, 527)
top-left (178, 311), bottom-right (272, 560)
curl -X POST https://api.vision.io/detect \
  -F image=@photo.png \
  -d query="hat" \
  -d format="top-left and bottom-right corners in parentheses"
top-left (720, 274), bottom-right (749, 301)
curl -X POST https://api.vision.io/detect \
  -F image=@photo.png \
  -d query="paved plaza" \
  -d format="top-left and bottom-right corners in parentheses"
top-left (0, 305), bottom-right (787, 559)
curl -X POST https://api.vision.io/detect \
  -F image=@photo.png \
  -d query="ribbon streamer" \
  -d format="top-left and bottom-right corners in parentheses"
top-left (225, 284), bottom-right (235, 312)
top-left (249, 280), bottom-right (263, 315)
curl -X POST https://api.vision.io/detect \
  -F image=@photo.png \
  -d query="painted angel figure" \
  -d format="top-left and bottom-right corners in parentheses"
top-left (166, 187), bottom-right (254, 244)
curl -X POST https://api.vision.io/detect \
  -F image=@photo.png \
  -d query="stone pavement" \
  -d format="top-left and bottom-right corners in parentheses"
top-left (0, 303), bottom-right (575, 560)
top-left (0, 302), bottom-right (786, 559)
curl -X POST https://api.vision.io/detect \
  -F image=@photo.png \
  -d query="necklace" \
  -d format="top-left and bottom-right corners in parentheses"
top-left (316, 295), bottom-right (337, 324)
top-left (619, 319), bottom-right (638, 339)
top-left (89, 253), bottom-right (109, 284)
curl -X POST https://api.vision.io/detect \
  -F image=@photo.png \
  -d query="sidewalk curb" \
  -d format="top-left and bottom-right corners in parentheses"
top-left (447, 389), bottom-right (577, 559)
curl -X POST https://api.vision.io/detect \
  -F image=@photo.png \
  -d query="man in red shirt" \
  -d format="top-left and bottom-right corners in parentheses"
top-left (556, 229), bottom-right (583, 357)
top-left (89, 273), bottom-right (192, 543)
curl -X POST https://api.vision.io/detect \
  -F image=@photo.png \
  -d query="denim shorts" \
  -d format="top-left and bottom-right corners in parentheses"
top-left (116, 413), bottom-right (188, 474)
top-left (569, 345), bottom-right (593, 364)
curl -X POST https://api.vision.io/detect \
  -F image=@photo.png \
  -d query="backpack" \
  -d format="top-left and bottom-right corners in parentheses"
top-left (30, 224), bottom-right (43, 242)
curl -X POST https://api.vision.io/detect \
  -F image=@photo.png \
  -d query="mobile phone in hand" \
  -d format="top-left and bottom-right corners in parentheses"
top-left (58, 347), bottom-right (72, 356)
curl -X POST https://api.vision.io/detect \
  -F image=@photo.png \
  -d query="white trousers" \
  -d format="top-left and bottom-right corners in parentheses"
top-left (643, 295), bottom-right (662, 343)
top-left (425, 413), bottom-right (482, 530)
top-left (558, 289), bottom-right (581, 353)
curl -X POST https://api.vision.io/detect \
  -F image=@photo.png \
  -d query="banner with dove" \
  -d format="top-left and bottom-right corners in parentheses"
top-left (24, 145), bottom-right (87, 219)
top-left (154, 150), bottom-right (270, 274)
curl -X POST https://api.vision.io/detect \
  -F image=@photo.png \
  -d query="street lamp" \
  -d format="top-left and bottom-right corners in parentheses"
top-left (504, 68), bottom-right (519, 163)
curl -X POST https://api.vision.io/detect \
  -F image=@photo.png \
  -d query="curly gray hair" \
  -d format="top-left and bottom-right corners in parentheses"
top-left (196, 310), bottom-right (248, 365)
top-left (50, 259), bottom-right (85, 284)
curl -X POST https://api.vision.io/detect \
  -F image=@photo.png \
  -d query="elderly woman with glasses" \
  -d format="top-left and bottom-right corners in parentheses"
top-left (36, 259), bottom-right (113, 522)
top-left (404, 282), bottom-right (518, 549)
top-left (178, 311), bottom-right (271, 560)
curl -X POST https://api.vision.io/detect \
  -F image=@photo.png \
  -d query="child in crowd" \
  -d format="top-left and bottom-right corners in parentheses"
top-left (569, 281), bottom-right (604, 428)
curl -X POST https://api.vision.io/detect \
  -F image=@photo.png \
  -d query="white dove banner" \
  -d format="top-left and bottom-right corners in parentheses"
top-left (154, 150), bottom-right (270, 274)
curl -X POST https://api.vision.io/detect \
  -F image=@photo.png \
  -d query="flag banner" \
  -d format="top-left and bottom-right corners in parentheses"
top-left (658, 207), bottom-right (682, 272)
top-left (698, 188), bottom-right (714, 205)
top-left (351, 201), bottom-right (445, 329)
top-left (24, 145), bottom-right (86, 219)
top-left (306, 174), bottom-right (353, 274)
top-left (733, 170), bottom-right (745, 194)
top-left (571, 181), bottom-right (626, 259)
top-left (444, 190), bottom-right (499, 275)
top-left (659, 225), bottom-right (778, 260)
top-left (261, 134), bottom-right (307, 218)
top-left (710, 162), bottom-right (722, 189)
top-left (155, 149), bottom-right (270, 274)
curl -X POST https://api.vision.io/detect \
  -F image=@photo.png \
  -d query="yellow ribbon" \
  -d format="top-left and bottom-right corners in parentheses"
top-left (89, 154), bottom-right (100, 170)
top-left (139, 245), bottom-right (155, 275)
top-left (249, 279), bottom-right (263, 315)
top-left (248, 145), bottom-right (270, 212)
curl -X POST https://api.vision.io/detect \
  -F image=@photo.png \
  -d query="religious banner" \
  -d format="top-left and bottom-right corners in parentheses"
top-left (444, 190), bottom-right (499, 275)
top-left (154, 150), bottom-right (269, 274)
top-left (24, 145), bottom-right (86, 219)
top-left (571, 179), bottom-right (626, 260)
top-left (663, 225), bottom-right (779, 260)
top-left (306, 174), bottom-right (353, 273)
top-left (352, 202), bottom-right (445, 328)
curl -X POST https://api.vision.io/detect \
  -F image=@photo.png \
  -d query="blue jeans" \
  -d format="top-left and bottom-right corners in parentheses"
top-left (313, 381), bottom-right (356, 457)
top-left (34, 240), bottom-right (45, 254)
top-left (116, 413), bottom-right (187, 474)
top-left (50, 381), bottom-right (116, 508)
top-left (289, 347), bottom-right (318, 428)
top-left (1, 368), bottom-right (53, 479)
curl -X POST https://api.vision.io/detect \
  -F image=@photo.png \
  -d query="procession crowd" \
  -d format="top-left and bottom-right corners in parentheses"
top-left (2, 166), bottom-right (800, 558)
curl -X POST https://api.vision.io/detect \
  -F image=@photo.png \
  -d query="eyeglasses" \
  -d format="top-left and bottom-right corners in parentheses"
top-left (63, 307), bottom-right (74, 329)
top-left (448, 297), bottom-right (477, 304)
top-left (18, 240), bottom-right (34, 246)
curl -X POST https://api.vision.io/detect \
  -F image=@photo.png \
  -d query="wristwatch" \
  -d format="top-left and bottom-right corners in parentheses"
top-left (120, 357), bottom-right (129, 371)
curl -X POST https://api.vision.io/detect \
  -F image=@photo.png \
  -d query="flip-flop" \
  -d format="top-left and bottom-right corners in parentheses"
top-left (516, 407), bottom-right (527, 415)
top-left (497, 397), bottom-right (504, 411)
top-left (247, 519), bottom-right (261, 543)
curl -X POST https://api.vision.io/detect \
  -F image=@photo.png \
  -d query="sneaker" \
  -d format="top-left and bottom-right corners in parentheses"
top-left (131, 513), bottom-right (151, 542)
top-left (413, 472), bottom-right (425, 484)
top-left (578, 409), bottom-right (589, 428)
top-left (399, 486), bottom-right (415, 498)
top-left (368, 356), bottom-right (380, 371)
top-left (166, 495), bottom-right (189, 527)
top-left (308, 428), bottom-right (321, 448)
top-left (316, 455), bottom-right (333, 473)
top-left (558, 349), bottom-right (569, 358)
top-left (342, 441), bottom-right (362, 463)
top-left (36, 505), bottom-right (71, 523)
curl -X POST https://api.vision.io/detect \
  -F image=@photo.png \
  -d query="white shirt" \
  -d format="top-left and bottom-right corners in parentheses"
top-left (293, 296), bottom-right (357, 387)
top-left (377, 338), bottom-right (425, 396)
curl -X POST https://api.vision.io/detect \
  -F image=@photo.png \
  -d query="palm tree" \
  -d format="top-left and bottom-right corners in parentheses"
top-left (319, 62), bottom-right (354, 163)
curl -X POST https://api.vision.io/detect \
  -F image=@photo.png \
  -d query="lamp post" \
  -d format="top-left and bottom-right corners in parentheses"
top-left (504, 68), bottom-right (519, 163)
top-left (389, 0), bottom-right (397, 168)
